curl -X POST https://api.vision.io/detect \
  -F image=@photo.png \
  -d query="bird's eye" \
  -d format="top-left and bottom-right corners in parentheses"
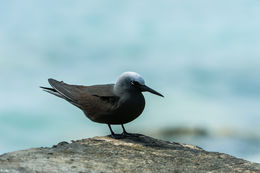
top-left (131, 81), bottom-right (140, 86)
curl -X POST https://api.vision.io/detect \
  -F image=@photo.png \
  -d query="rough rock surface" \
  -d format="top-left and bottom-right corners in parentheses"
top-left (0, 134), bottom-right (260, 173)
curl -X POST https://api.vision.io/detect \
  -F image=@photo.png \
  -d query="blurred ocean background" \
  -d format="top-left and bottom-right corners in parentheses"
top-left (1, 0), bottom-right (260, 163)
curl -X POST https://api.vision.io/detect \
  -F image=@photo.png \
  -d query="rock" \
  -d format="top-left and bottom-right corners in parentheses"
top-left (157, 126), bottom-right (209, 137)
top-left (0, 134), bottom-right (259, 173)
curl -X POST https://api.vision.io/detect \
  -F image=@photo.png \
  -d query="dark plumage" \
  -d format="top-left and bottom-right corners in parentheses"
top-left (41, 72), bottom-right (163, 137)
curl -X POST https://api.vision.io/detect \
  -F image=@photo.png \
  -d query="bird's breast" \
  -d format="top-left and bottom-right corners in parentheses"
top-left (84, 92), bottom-right (145, 124)
top-left (114, 92), bottom-right (145, 123)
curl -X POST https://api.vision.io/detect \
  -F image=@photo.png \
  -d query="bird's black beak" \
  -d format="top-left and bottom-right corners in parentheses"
top-left (139, 85), bottom-right (164, 97)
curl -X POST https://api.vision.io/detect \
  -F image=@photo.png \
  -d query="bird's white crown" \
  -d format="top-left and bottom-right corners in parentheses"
top-left (117, 72), bottom-right (145, 85)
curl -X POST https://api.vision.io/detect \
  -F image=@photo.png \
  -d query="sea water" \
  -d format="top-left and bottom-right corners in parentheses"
top-left (0, 0), bottom-right (260, 162)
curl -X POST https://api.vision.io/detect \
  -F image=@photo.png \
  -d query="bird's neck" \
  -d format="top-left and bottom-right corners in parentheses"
top-left (113, 84), bottom-right (139, 97)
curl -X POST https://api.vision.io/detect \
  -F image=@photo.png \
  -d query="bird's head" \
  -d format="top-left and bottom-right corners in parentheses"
top-left (114, 72), bottom-right (164, 97)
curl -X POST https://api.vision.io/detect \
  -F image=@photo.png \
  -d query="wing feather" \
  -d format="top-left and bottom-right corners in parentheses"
top-left (46, 79), bottom-right (119, 113)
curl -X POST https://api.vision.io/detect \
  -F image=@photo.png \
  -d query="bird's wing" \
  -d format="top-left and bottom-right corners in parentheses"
top-left (40, 86), bottom-right (64, 99)
top-left (47, 79), bottom-right (119, 111)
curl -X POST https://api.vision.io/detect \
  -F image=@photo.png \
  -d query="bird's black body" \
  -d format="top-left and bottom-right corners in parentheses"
top-left (41, 72), bottom-right (163, 137)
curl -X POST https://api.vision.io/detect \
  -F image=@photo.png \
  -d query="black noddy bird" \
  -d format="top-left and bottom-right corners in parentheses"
top-left (41, 72), bottom-right (163, 137)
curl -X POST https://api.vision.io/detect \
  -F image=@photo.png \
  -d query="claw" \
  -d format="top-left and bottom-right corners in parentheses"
top-left (121, 132), bottom-right (140, 137)
top-left (108, 133), bottom-right (124, 139)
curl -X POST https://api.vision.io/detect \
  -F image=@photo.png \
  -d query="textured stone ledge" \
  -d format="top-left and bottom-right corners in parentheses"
top-left (0, 134), bottom-right (260, 173)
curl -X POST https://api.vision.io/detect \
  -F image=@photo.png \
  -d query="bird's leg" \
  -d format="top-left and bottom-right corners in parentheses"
top-left (108, 124), bottom-right (115, 136)
top-left (121, 124), bottom-right (129, 135)
top-left (108, 124), bottom-right (121, 139)
top-left (121, 124), bottom-right (140, 137)
top-left (121, 124), bottom-right (135, 136)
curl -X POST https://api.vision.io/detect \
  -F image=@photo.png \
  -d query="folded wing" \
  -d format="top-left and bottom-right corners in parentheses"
top-left (41, 79), bottom-right (119, 114)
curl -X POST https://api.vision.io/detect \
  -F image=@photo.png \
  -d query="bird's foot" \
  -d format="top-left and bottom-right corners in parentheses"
top-left (121, 132), bottom-right (140, 137)
top-left (108, 133), bottom-right (140, 139)
top-left (108, 133), bottom-right (124, 139)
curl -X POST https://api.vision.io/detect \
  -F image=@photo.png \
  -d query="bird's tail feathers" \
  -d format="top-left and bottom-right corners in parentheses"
top-left (40, 86), bottom-right (64, 98)
top-left (40, 86), bottom-right (82, 108)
